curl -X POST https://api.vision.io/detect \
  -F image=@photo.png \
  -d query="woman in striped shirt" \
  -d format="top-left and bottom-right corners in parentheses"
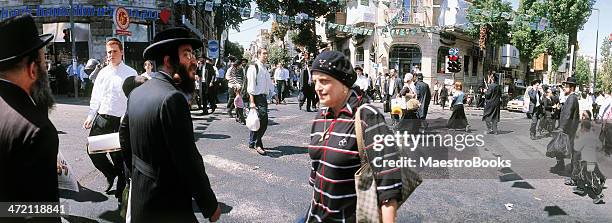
top-left (304, 51), bottom-right (403, 223)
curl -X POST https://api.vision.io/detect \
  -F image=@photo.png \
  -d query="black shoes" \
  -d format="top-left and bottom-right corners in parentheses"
top-left (104, 174), bottom-right (116, 193)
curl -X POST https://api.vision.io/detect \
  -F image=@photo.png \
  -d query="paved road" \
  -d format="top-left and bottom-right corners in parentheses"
top-left (52, 94), bottom-right (612, 222)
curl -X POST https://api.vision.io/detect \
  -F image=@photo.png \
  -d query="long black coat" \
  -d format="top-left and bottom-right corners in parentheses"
top-left (483, 83), bottom-right (502, 122)
top-left (299, 68), bottom-right (314, 98)
top-left (119, 72), bottom-right (218, 222)
top-left (560, 93), bottom-right (580, 136)
top-left (0, 81), bottom-right (60, 222)
top-left (415, 80), bottom-right (431, 119)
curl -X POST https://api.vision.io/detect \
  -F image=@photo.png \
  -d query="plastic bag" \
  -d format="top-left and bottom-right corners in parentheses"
top-left (391, 98), bottom-right (406, 115)
top-left (546, 132), bottom-right (570, 158)
top-left (246, 108), bottom-right (260, 131)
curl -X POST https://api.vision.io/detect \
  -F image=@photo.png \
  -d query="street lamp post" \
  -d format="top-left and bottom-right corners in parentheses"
top-left (593, 8), bottom-right (600, 93)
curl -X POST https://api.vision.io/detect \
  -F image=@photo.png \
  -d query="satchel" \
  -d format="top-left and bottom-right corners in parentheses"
top-left (546, 132), bottom-right (571, 158)
top-left (354, 105), bottom-right (422, 222)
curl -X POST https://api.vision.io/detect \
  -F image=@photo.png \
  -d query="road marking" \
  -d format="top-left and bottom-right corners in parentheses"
top-left (202, 155), bottom-right (309, 189)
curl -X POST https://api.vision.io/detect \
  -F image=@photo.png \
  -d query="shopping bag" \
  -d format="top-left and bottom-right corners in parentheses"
top-left (353, 105), bottom-right (421, 223)
top-left (546, 132), bottom-right (571, 158)
top-left (246, 108), bottom-right (260, 131)
top-left (87, 132), bottom-right (121, 154)
top-left (391, 98), bottom-right (406, 115)
top-left (57, 151), bottom-right (79, 192)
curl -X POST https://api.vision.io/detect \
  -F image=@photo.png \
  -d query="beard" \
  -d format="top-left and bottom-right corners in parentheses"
top-left (30, 62), bottom-right (55, 112)
top-left (171, 61), bottom-right (196, 95)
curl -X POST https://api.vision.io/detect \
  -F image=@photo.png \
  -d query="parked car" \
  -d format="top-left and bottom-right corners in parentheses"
top-left (507, 95), bottom-right (525, 112)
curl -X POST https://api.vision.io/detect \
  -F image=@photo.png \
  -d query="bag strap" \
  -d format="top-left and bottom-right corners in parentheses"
top-left (354, 105), bottom-right (368, 166)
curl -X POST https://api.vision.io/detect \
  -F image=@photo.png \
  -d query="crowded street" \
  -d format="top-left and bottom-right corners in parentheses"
top-left (2, 0), bottom-right (612, 222)
top-left (50, 93), bottom-right (611, 222)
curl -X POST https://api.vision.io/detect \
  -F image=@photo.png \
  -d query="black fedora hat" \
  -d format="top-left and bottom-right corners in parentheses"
top-left (563, 76), bottom-right (577, 85)
top-left (0, 15), bottom-right (53, 63)
top-left (143, 27), bottom-right (203, 60)
top-left (530, 79), bottom-right (541, 85)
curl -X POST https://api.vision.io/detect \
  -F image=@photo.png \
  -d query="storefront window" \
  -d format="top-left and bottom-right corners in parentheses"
top-left (389, 45), bottom-right (421, 77)
top-left (437, 46), bottom-right (450, 73)
top-left (464, 55), bottom-right (470, 77)
top-left (356, 47), bottom-right (364, 63)
top-left (472, 56), bottom-right (478, 76)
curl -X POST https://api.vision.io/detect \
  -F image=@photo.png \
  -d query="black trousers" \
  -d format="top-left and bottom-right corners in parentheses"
top-left (529, 108), bottom-right (541, 135)
top-left (249, 95), bottom-right (268, 148)
top-left (89, 114), bottom-right (125, 197)
top-left (227, 87), bottom-right (237, 111)
top-left (276, 80), bottom-right (286, 101)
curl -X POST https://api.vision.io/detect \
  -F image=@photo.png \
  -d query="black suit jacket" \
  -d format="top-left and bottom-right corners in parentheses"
top-left (560, 93), bottom-right (580, 136)
top-left (120, 72), bottom-right (217, 222)
top-left (384, 78), bottom-right (402, 96)
top-left (415, 80), bottom-right (431, 118)
top-left (299, 68), bottom-right (313, 95)
top-left (0, 80), bottom-right (60, 222)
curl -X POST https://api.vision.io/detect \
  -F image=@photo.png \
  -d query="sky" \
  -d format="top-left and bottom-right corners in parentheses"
top-left (229, 0), bottom-right (609, 59)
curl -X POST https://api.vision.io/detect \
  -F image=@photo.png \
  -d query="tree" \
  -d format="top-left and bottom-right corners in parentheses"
top-left (224, 41), bottom-right (244, 59)
top-left (213, 0), bottom-right (251, 40)
top-left (271, 21), bottom-right (288, 43)
top-left (574, 56), bottom-right (592, 86)
top-left (256, 0), bottom-right (342, 53)
top-left (547, 0), bottom-right (596, 70)
top-left (598, 37), bottom-right (612, 92)
top-left (267, 45), bottom-right (289, 66)
top-left (466, 0), bottom-right (513, 48)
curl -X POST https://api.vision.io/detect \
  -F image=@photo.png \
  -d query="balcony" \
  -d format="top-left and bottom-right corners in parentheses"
top-left (345, 0), bottom-right (377, 26)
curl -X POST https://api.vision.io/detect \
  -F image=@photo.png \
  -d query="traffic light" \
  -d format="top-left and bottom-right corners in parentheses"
top-left (63, 29), bottom-right (71, 43)
top-left (447, 55), bottom-right (462, 73)
top-left (370, 51), bottom-right (375, 63)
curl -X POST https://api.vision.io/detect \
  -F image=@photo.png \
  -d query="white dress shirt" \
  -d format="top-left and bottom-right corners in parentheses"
top-left (355, 75), bottom-right (370, 91)
top-left (247, 60), bottom-right (274, 96)
top-left (88, 62), bottom-right (137, 120)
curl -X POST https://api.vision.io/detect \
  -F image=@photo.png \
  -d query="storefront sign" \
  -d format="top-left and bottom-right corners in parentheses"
top-left (0, 5), bottom-right (159, 21)
top-left (114, 7), bottom-right (131, 36)
top-left (208, 40), bottom-right (219, 59)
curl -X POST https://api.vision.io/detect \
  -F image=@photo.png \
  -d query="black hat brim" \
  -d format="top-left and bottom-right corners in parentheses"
top-left (563, 81), bottom-right (577, 85)
top-left (143, 38), bottom-right (203, 60)
top-left (0, 33), bottom-right (53, 63)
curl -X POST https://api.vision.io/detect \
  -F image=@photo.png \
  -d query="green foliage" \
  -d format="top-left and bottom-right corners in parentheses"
top-left (598, 38), bottom-right (612, 92)
top-left (267, 45), bottom-right (289, 66)
top-left (256, 0), bottom-right (340, 53)
top-left (547, 0), bottom-right (595, 36)
top-left (574, 56), bottom-right (592, 86)
top-left (214, 0), bottom-right (251, 39)
top-left (271, 22), bottom-right (289, 43)
top-left (466, 0), bottom-right (513, 47)
top-left (224, 41), bottom-right (244, 59)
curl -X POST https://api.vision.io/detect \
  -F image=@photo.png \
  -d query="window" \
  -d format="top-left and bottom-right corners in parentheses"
top-left (437, 46), bottom-right (450, 73)
top-left (472, 56), bottom-right (478, 76)
top-left (464, 56), bottom-right (470, 77)
top-left (356, 47), bottom-right (365, 63)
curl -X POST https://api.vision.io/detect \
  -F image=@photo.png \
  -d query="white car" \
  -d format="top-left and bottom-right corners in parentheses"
top-left (507, 95), bottom-right (525, 112)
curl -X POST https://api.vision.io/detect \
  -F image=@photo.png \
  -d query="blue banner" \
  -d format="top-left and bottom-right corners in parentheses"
top-left (402, 0), bottom-right (411, 23)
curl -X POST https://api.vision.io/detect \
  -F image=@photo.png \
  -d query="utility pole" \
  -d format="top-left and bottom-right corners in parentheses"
top-left (70, 0), bottom-right (78, 98)
top-left (593, 8), bottom-right (600, 93)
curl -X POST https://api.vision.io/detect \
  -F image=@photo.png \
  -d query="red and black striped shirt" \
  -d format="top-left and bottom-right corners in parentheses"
top-left (307, 90), bottom-right (402, 222)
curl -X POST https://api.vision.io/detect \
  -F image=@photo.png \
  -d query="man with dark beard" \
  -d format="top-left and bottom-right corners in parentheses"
top-left (0, 15), bottom-right (60, 222)
top-left (119, 27), bottom-right (221, 222)
top-left (83, 38), bottom-right (137, 199)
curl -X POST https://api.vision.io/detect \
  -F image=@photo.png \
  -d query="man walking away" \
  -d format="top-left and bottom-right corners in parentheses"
top-left (122, 27), bottom-right (221, 222)
top-left (483, 73), bottom-right (502, 134)
top-left (415, 73), bottom-right (431, 133)
top-left (83, 38), bottom-right (137, 198)
top-left (528, 79), bottom-right (543, 139)
top-left (299, 53), bottom-right (315, 112)
top-left (440, 84), bottom-right (449, 110)
top-left (247, 48), bottom-right (274, 155)
top-left (0, 15), bottom-right (60, 222)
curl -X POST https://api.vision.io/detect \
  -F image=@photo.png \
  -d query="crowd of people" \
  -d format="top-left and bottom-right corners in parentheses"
top-left (2, 14), bottom-right (611, 223)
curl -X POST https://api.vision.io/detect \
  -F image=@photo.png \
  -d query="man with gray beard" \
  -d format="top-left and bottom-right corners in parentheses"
top-left (0, 15), bottom-right (59, 222)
